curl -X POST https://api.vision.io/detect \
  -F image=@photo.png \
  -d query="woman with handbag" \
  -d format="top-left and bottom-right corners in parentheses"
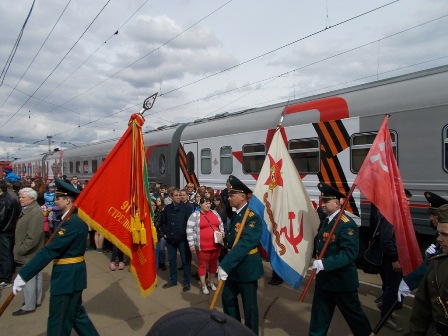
top-left (186, 198), bottom-right (224, 294)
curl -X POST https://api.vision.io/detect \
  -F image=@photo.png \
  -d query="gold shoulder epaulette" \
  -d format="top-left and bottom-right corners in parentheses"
top-left (340, 214), bottom-right (350, 223)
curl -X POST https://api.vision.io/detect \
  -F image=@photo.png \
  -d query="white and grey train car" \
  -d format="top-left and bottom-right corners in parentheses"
top-left (11, 65), bottom-right (448, 240)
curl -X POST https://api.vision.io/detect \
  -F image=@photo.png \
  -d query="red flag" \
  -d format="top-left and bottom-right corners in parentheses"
top-left (354, 116), bottom-right (422, 275)
top-left (75, 113), bottom-right (157, 296)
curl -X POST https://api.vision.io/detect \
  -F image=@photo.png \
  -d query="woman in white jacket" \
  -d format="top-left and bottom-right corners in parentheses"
top-left (187, 198), bottom-right (224, 294)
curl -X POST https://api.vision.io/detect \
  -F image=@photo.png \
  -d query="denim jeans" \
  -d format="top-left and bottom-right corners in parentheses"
top-left (110, 245), bottom-right (124, 263)
top-left (166, 240), bottom-right (191, 286)
top-left (0, 233), bottom-right (14, 283)
top-left (156, 237), bottom-right (166, 269)
top-left (380, 256), bottom-right (403, 318)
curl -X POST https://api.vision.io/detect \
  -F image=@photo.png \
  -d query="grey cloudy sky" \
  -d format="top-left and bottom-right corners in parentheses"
top-left (1, 0), bottom-right (447, 160)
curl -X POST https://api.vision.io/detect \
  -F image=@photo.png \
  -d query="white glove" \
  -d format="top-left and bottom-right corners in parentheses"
top-left (217, 266), bottom-right (228, 281)
top-left (425, 243), bottom-right (437, 257)
top-left (13, 274), bottom-right (26, 295)
top-left (397, 279), bottom-right (411, 302)
top-left (311, 260), bottom-right (324, 274)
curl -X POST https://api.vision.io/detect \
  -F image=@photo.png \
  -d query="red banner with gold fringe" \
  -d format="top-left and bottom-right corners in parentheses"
top-left (75, 113), bottom-right (157, 296)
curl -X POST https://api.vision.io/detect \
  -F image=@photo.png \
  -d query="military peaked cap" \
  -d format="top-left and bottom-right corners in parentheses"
top-left (227, 175), bottom-right (252, 195)
top-left (425, 191), bottom-right (448, 215)
top-left (55, 177), bottom-right (81, 199)
top-left (318, 182), bottom-right (346, 201)
top-left (438, 204), bottom-right (448, 225)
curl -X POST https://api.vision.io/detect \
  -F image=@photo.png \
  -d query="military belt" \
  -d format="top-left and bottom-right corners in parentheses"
top-left (53, 256), bottom-right (85, 265)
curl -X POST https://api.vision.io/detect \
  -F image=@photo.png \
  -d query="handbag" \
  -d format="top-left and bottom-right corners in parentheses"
top-left (201, 212), bottom-right (224, 246)
top-left (213, 231), bottom-right (224, 246)
top-left (363, 224), bottom-right (383, 274)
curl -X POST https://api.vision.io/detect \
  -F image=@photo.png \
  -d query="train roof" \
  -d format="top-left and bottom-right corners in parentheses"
top-left (181, 64), bottom-right (448, 140)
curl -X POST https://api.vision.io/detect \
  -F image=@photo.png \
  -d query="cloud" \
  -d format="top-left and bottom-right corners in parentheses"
top-left (1, 0), bottom-right (448, 160)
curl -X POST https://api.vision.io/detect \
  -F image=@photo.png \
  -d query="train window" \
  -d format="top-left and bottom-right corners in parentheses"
top-left (350, 131), bottom-right (397, 173)
top-left (242, 143), bottom-right (266, 174)
top-left (444, 125), bottom-right (448, 173)
top-left (76, 161), bottom-right (80, 174)
top-left (220, 146), bottom-right (233, 174)
top-left (69, 162), bottom-right (73, 174)
top-left (83, 161), bottom-right (89, 174)
top-left (289, 138), bottom-right (320, 173)
top-left (92, 160), bottom-right (98, 173)
top-left (158, 154), bottom-right (166, 175)
top-left (201, 148), bottom-right (212, 175)
top-left (63, 162), bottom-right (67, 174)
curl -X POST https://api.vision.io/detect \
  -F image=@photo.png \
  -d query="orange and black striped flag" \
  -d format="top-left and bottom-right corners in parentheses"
top-left (178, 145), bottom-right (199, 189)
top-left (313, 120), bottom-right (359, 216)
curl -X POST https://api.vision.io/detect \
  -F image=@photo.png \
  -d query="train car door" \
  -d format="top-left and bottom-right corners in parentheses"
top-left (180, 142), bottom-right (198, 189)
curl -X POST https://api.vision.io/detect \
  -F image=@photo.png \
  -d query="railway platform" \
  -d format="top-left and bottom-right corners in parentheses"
top-left (0, 250), bottom-right (413, 335)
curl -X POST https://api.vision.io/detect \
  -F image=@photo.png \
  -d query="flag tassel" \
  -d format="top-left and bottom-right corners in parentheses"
top-left (140, 225), bottom-right (147, 245)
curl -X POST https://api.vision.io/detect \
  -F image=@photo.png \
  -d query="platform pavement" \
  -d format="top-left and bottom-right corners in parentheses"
top-left (0, 250), bottom-right (413, 335)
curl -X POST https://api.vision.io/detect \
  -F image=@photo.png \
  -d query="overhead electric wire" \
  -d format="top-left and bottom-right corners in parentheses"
top-left (0, 0), bottom-right (113, 130)
top-left (0, 0), bottom-right (72, 110)
top-left (35, 0), bottom-right (399, 132)
top-left (50, 13), bottom-right (448, 136)
top-left (39, 0), bottom-right (392, 119)
top-left (3, 2), bottom-right (447, 147)
top-left (46, 0), bottom-right (234, 112)
top-left (28, 0), bottom-right (151, 115)
top-left (0, 0), bottom-right (36, 86)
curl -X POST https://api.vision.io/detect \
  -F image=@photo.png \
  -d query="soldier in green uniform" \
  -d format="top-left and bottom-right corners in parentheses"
top-left (309, 183), bottom-right (371, 336)
top-left (218, 175), bottom-right (263, 335)
top-left (12, 178), bottom-right (99, 336)
top-left (409, 203), bottom-right (448, 335)
top-left (398, 191), bottom-right (448, 298)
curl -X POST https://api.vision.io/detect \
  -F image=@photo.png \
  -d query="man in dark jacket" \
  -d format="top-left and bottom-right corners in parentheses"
top-left (0, 180), bottom-right (21, 289)
top-left (160, 188), bottom-right (192, 292)
top-left (373, 189), bottom-right (412, 332)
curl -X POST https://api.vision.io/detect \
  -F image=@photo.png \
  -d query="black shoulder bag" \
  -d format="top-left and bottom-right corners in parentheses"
top-left (363, 224), bottom-right (383, 274)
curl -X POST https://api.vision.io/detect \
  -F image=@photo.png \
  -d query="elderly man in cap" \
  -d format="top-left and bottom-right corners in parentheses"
top-left (408, 203), bottom-right (448, 335)
top-left (12, 178), bottom-right (99, 335)
top-left (12, 187), bottom-right (45, 315)
top-left (398, 191), bottom-right (448, 300)
top-left (309, 183), bottom-right (371, 336)
top-left (217, 175), bottom-right (263, 335)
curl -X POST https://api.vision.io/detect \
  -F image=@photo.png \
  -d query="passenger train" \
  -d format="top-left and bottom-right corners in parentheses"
top-left (11, 65), bottom-right (448, 239)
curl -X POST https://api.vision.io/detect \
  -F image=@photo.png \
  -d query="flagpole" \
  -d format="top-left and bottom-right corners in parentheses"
top-left (209, 207), bottom-right (251, 309)
top-left (299, 184), bottom-right (356, 302)
top-left (0, 205), bottom-right (77, 317)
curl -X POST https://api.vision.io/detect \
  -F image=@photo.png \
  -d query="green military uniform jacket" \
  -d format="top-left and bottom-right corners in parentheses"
top-left (19, 211), bottom-right (88, 295)
top-left (410, 253), bottom-right (448, 335)
top-left (219, 204), bottom-right (264, 282)
top-left (315, 210), bottom-right (359, 292)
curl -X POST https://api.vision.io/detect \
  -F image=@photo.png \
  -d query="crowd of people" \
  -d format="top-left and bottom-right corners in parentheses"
top-left (2, 163), bottom-right (448, 335)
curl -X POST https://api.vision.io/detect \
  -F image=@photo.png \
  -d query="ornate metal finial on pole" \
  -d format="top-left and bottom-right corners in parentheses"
top-left (140, 92), bottom-right (158, 116)
top-left (277, 100), bottom-right (289, 129)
